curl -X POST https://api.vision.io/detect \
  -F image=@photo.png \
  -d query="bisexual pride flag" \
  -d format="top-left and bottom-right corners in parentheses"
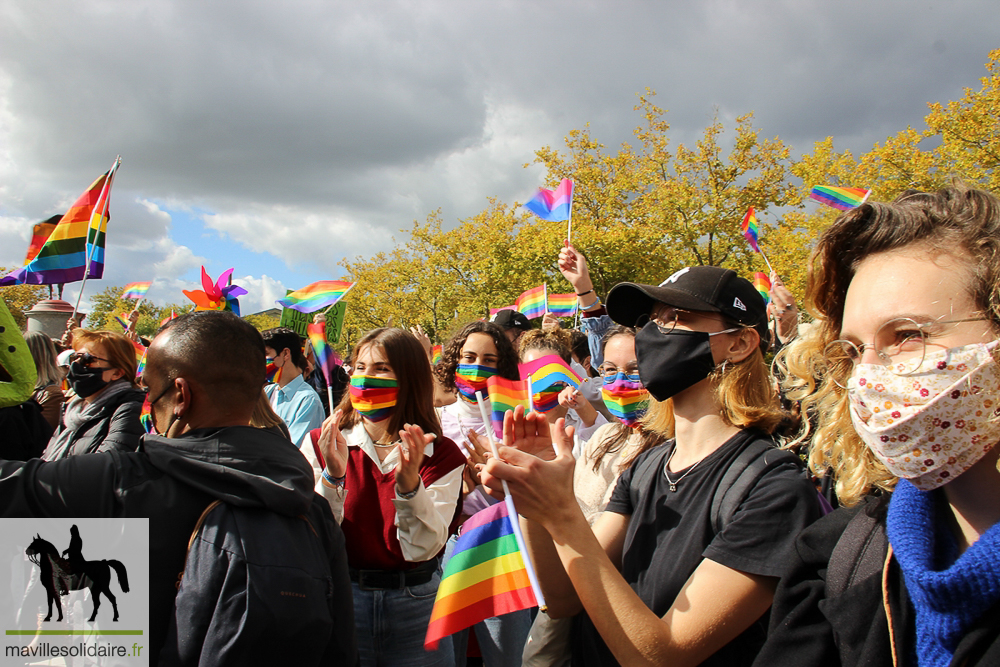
top-left (524, 178), bottom-right (573, 222)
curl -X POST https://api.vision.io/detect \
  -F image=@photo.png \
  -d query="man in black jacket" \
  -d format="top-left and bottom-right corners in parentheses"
top-left (0, 311), bottom-right (358, 666)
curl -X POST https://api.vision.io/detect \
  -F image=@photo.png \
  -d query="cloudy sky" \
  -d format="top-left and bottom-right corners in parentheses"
top-left (1, 1), bottom-right (998, 315)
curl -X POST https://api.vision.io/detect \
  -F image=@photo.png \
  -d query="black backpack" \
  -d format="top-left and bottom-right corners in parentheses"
top-left (629, 435), bottom-right (805, 534)
top-left (162, 501), bottom-right (340, 666)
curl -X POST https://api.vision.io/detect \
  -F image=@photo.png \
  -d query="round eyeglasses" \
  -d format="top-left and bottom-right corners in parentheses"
top-left (823, 316), bottom-right (990, 387)
top-left (598, 365), bottom-right (641, 384)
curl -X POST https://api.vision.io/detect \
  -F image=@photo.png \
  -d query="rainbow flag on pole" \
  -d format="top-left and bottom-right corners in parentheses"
top-left (753, 272), bottom-right (771, 307)
top-left (23, 215), bottom-right (61, 265)
top-left (486, 375), bottom-right (531, 437)
top-left (424, 500), bottom-right (538, 649)
top-left (516, 285), bottom-right (547, 320)
top-left (741, 207), bottom-right (761, 253)
top-left (519, 354), bottom-right (582, 413)
top-left (277, 280), bottom-right (354, 313)
top-left (523, 178), bottom-right (573, 222)
top-left (307, 322), bottom-right (337, 386)
top-left (809, 185), bottom-right (871, 211)
top-left (546, 293), bottom-right (577, 317)
top-left (1, 164), bottom-right (119, 286)
top-left (121, 281), bottom-right (151, 300)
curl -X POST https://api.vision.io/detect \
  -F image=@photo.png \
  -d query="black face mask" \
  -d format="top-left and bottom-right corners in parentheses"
top-left (67, 361), bottom-right (111, 399)
top-left (635, 322), bottom-right (718, 401)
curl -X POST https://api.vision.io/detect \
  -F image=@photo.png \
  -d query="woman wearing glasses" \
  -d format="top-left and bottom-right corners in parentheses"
top-left (43, 329), bottom-right (144, 460)
top-left (755, 183), bottom-right (1000, 666)
top-left (482, 265), bottom-right (821, 667)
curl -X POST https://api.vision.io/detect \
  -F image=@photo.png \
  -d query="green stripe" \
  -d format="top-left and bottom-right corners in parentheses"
top-left (443, 533), bottom-right (519, 575)
top-left (5, 630), bottom-right (143, 635)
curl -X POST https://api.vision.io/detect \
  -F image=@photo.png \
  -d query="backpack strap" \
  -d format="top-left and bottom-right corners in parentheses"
top-left (826, 504), bottom-right (888, 597)
top-left (628, 444), bottom-right (672, 512)
top-left (710, 437), bottom-right (801, 535)
top-left (176, 500), bottom-right (224, 590)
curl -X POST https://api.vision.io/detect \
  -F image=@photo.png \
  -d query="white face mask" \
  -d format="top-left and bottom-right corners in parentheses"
top-left (847, 341), bottom-right (1000, 490)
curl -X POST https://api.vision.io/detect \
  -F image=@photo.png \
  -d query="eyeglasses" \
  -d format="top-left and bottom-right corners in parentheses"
top-left (823, 316), bottom-right (991, 387)
top-left (598, 364), bottom-right (641, 383)
top-left (638, 307), bottom-right (739, 336)
top-left (69, 351), bottom-right (112, 367)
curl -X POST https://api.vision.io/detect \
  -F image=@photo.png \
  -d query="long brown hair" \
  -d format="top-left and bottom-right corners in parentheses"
top-left (337, 328), bottom-right (441, 437)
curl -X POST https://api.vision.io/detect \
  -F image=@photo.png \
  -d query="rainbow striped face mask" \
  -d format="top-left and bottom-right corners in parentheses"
top-left (349, 375), bottom-right (399, 422)
top-left (455, 364), bottom-right (497, 403)
top-left (601, 372), bottom-right (649, 427)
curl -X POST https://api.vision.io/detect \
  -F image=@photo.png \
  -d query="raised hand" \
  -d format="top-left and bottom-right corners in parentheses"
top-left (396, 423), bottom-right (434, 494)
top-left (319, 409), bottom-right (350, 478)
top-left (557, 243), bottom-right (594, 294)
top-left (409, 325), bottom-right (433, 360)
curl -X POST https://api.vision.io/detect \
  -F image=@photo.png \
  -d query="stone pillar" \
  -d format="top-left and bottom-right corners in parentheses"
top-left (26, 300), bottom-right (85, 340)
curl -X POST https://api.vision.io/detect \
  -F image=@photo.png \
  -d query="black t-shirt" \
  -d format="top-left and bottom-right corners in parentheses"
top-left (571, 429), bottom-right (821, 667)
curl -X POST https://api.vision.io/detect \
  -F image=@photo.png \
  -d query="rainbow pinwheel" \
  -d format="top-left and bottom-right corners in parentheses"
top-left (182, 267), bottom-right (247, 316)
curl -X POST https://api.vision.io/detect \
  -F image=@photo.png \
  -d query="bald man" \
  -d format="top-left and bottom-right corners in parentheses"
top-left (0, 311), bottom-right (357, 666)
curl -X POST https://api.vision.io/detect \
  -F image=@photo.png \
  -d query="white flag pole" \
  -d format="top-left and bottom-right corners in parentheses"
top-left (72, 156), bottom-right (121, 320)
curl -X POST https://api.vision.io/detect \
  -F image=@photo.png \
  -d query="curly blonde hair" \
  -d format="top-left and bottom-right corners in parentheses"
top-left (777, 181), bottom-right (1000, 506)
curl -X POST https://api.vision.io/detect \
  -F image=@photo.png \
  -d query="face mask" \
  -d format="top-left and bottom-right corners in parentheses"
top-left (847, 341), bottom-right (1000, 490)
top-left (602, 373), bottom-right (650, 427)
top-left (67, 361), bottom-right (111, 399)
top-left (455, 364), bottom-right (497, 403)
top-left (635, 322), bottom-right (718, 401)
top-left (350, 375), bottom-right (399, 422)
top-left (143, 382), bottom-right (178, 437)
top-left (265, 358), bottom-right (281, 384)
top-left (531, 383), bottom-right (565, 413)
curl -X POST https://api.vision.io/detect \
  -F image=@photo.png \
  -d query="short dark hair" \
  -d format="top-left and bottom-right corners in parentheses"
top-left (153, 311), bottom-right (265, 407)
top-left (262, 327), bottom-right (305, 369)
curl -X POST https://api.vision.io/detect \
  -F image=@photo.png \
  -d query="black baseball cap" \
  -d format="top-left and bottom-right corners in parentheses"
top-left (491, 309), bottom-right (532, 331)
top-left (606, 266), bottom-right (768, 339)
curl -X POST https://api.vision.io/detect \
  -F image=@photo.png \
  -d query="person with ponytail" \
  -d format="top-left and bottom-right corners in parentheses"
top-left (314, 327), bottom-right (466, 666)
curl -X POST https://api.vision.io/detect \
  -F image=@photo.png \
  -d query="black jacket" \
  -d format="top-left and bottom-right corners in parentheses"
top-left (45, 384), bottom-right (145, 458)
top-left (754, 496), bottom-right (1000, 666)
top-left (0, 425), bottom-right (358, 666)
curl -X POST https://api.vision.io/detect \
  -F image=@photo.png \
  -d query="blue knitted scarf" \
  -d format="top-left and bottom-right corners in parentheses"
top-left (887, 479), bottom-right (1000, 666)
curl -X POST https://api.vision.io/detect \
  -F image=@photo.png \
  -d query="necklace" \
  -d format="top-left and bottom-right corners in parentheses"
top-left (363, 425), bottom-right (400, 449)
top-left (663, 444), bottom-right (703, 492)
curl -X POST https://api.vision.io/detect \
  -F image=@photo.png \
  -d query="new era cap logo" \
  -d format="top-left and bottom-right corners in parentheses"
top-left (733, 297), bottom-right (746, 311)
top-left (660, 267), bottom-right (690, 286)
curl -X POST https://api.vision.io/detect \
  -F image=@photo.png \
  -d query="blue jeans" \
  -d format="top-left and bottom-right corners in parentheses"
top-left (352, 574), bottom-right (454, 667)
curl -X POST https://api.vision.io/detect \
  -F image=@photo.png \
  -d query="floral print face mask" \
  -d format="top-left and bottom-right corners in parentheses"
top-left (847, 341), bottom-right (1000, 490)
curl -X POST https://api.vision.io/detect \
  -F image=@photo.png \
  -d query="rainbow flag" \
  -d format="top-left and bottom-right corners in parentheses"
top-left (159, 310), bottom-right (178, 327)
top-left (134, 343), bottom-right (147, 381)
top-left (516, 285), bottom-right (547, 320)
top-left (23, 215), bottom-right (61, 264)
top-left (140, 395), bottom-right (153, 434)
top-left (348, 376), bottom-right (397, 421)
top-left (486, 375), bottom-right (530, 437)
top-left (741, 207), bottom-right (760, 253)
top-left (546, 293), bottom-right (577, 317)
top-left (523, 178), bottom-right (573, 222)
top-left (277, 280), bottom-right (354, 314)
top-left (113, 314), bottom-right (130, 331)
top-left (307, 322), bottom-right (337, 386)
top-left (425, 500), bottom-right (538, 649)
top-left (809, 185), bottom-right (871, 211)
top-left (753, 272), bottom-right (771, 307)
top-left (519, 354), bottom-right (582, 392)
top-left (122, 281), bottom-right (151, 300)
top-left (431, 345), bottom-right (443, 365)
top-left (1, 164), bottom-right (119, 286)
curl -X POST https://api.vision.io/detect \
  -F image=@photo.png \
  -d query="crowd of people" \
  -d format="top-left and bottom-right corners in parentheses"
top-left (0, 180), bottom-right (998, 666)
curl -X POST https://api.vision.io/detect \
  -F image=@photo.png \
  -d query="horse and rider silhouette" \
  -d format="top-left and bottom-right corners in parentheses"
top-left (25, 525), bottom-right (129, 623)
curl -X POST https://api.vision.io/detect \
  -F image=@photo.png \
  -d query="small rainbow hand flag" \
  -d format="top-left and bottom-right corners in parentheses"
top-left (741, 207), bottom-right (761, 253)
top-left (515, 285), bottom-right (546, 320)
top-left (519, 354), bottom-right (582, 411)
top-left (486, 375), bottom-right (530, 438)
top-left (431, 345), bottom-right (443, 365)
top-left (113, 314), bottom-right (130, 331)
top-left (546, 293), bottom-right (577, 317)
top-left (809, 186), bottom-right (871, 211)
top-left (753, 272), bottom-right (771, 307)
top-left (424, 500), bottom-right (538, 650)
top-left (132, 340), bottom-right (147, 381)
top-left (159, 310), bottom-right (178, 327)
top-left (307, 322), bottom-right (337, 386)
top-left (277, 280), bottom-right (354, 314)
top-left (121, 281), bottom-right (151, 300)
top-left (523, 178), bottom-right (573, 222)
